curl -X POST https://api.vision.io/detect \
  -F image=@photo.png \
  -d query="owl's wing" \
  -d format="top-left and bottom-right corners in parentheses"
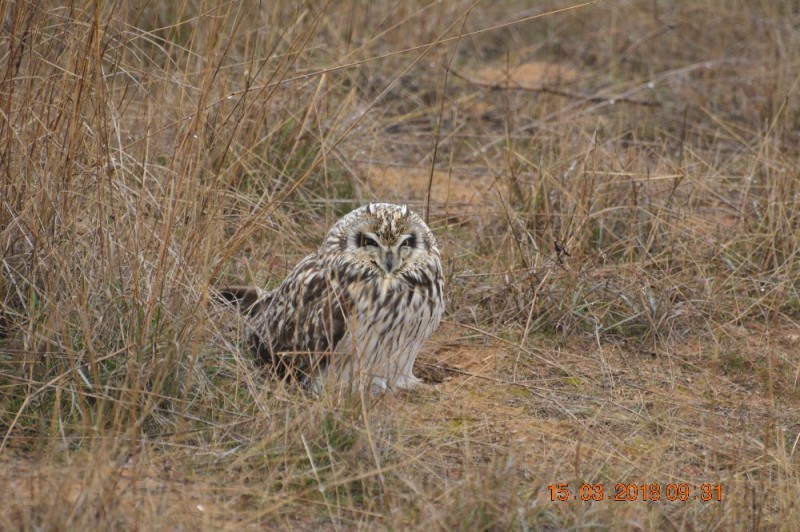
top-left (256, 255), bottom-right (350, 376)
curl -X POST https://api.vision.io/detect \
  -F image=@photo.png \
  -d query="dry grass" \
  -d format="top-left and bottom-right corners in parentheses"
top-left (2, 0), bottom-right (799, 529)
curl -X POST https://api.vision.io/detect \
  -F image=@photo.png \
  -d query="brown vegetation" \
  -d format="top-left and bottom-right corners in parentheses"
top-left (2, 0), bottom-right (799, 529)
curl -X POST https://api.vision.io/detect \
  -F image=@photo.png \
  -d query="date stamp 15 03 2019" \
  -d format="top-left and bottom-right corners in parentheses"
top-left (548, 483), bottom-right (723, 502)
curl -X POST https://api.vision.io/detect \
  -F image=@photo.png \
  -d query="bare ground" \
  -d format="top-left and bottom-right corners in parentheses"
top-left (2, 1), bottom-right (800, 529)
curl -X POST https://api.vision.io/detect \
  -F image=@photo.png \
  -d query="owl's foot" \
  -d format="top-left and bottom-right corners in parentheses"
top-left (369, 375), bottom-right (424, 394)
top-left (392, 374), bottom-right (422, 391)
top-left (368, 376), bottom-right (390, 394)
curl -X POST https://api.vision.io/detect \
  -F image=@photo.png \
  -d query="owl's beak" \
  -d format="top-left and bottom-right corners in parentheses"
top-left (383, 250), bottom-right (395, 274)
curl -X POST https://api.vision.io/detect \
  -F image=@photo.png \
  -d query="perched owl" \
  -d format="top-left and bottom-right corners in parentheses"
top-left (220, 203), bottom-right (445, 394)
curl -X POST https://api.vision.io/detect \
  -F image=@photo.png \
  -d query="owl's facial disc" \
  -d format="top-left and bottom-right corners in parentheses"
top-left (356, 231), bottom-right (417, 276)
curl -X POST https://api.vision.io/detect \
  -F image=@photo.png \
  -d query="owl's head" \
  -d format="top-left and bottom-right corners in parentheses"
top-left (324, 203), bottom-right (439, 277)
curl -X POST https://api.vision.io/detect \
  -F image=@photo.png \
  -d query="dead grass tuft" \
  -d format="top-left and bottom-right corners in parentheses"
top-left (2, 0), bottom-right (799, 529)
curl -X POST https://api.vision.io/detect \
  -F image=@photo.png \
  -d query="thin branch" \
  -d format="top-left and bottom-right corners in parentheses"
top-left (448, 67), bottom-right (662, 108)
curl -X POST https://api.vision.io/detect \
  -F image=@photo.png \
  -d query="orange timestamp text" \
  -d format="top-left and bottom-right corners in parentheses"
top-left (547, 482), bottom-right (723, 502)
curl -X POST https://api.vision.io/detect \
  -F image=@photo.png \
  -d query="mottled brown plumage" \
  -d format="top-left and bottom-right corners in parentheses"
top-left (221, 203), bottom-right (445, 393)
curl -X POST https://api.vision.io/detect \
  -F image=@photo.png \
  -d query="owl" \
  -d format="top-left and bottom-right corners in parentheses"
top-left (220, 203), bottom-right (445, 394)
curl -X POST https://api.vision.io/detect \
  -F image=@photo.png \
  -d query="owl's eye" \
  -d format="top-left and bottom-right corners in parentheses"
top-left (359, 233), bottom-right (379, 248)
top-left (399, 235), bottom-right (416, 249)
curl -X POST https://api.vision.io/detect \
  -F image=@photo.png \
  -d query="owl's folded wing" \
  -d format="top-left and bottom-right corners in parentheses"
top-left (245, 256), bottom-right (349, 376)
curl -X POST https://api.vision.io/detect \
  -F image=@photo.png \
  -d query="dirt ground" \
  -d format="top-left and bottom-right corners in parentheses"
top-left (2, 1), bottom-right (800, 529)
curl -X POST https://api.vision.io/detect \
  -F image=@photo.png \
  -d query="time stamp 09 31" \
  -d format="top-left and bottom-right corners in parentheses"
top-left (548, 482), bottom-right (723, 502)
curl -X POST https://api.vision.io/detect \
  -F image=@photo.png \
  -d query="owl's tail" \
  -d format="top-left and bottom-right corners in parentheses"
top-left (216, 286), bottom-right (271, 316)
